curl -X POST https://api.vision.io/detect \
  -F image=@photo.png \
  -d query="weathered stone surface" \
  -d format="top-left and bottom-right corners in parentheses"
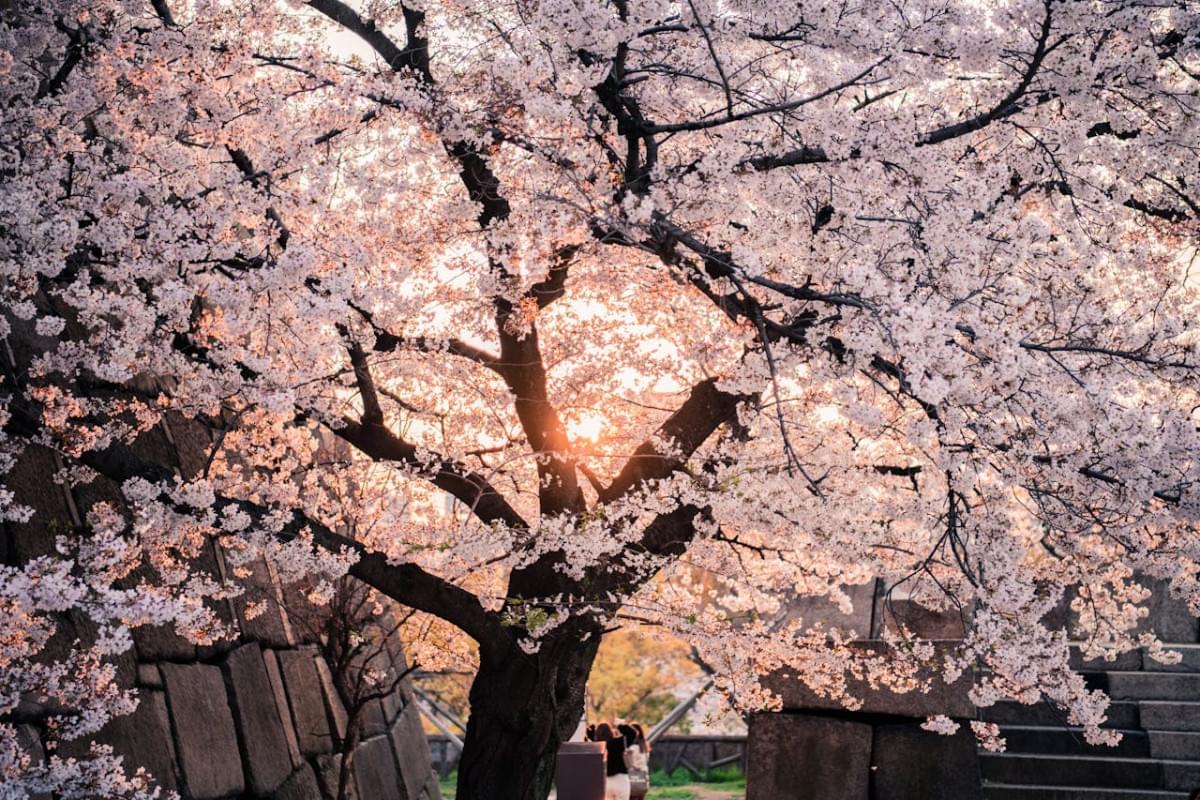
top-left (1149, 731), bottom-right (1200, 761)
top-left (278, 647), bottom-right (335, 756)
top-left (315, 753), bottom-right (360, 800)
top-left (746, 713), bottom-right (871, 800)
top-left (160, 662), bottom-right (244, 799)
top-left (361, 698), bottom-right (389, 738)
top-left (1164, 760), bottom-right (1200, 792)
top-left (354, 735), bottom-right (405, 800)
top-left (872, 595), bottom-right (966, 640)
top-left (1141, 578), bottom-right (1200, 644)
top-left (16, 725), bottom-right (51, 800)
top-left (1069, 646), bottom-right (1143, 671)
top-left (1108, 671), bottom-right (1200, 700)
top-left (2, 446), bottom-right (73, 562)
top-left (223, 643), bottom-right (293, 796)
top-left (229, 556), bottom-right (292, 648)
top-left (273, 763), bottom-right (324, 800)
top-left (314, 656), bottom-right (349, 740)
top-left (762, 641), bottom-right (973, 718)
top-left (1145, 644), bottom-right (1200, 672)
top-left (1002, 726), bottom-right (1148, 758)
top-left (133, 623), bottom-right (198, 661)
top-left (980, 753), bottom-right (1160, 790)
top-left (101, 690), bottom-right (179, 793)
top-left (980, 699), bottom-right (1140, 729)
top-left (137, 663), bottom-right (163, 688)
top-left (1142, 701), bottom-right (1200, 731)
top-left (383, 630), bottom-right (415, 705)
top-left (871, 722), bottom-right (981, 800)
top-left (390, 702), bottom-right (435, 800)
top-left (783, 581), bottom-right (878, 637)
top-left (264, 649), bottom-right (305, 767)
top-left (164, 413), bottom-right (213, 480)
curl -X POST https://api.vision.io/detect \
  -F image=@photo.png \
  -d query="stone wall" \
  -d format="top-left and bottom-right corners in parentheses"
top-left (2, 411), bottom-right (440, 800)
top-left (745, 578), bottom-right (1200, 800)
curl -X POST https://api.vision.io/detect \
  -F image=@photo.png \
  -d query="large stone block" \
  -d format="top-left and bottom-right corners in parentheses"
top-left (1144, 644), bottom-right (1200, 672)
top-left (164, 413), bottom-right (213, 480)
top-left (746, 713), bottom-right (871, 800)
top-left (872, 590), bottom-right (966, 640)
top-left (278, 647), bottom-right (335, 756)
top-left (980, 753), bottom-right (1160, 790)
top-left (762, 641), bottom-right (974, 718)
top-left (314, 656), bottom-right (349, 740)
top-left (264, 649), bottom-right (305, 767)
top-left (1149, 731), bottom-right (1200, 761)
top-left (223, 643), bottom-right (294, 795)
top-left (784, 581), bottom-right (878, 637)
top-left (136, 663), bottom-right (163, 689)
top-left (160, 662), bottom-right (244, 799)
top-left (273, 763), bottom-right (324, 800)
top-left (229, 557), bottom-right (292, 648)
top-left (132, 623), bottom-right (198, 661)
top-left (2, 446), bottom-right (75, 562)
top-left (1140, 578), bottom-right (1200, 644)
top-left (315, 753), bottom-right (360, 800)
top-left (98, 690), bottom-right (180, 794)
top-left (16, 724), bottom-right (51, 800)
top-left (390, 702), bottom-right (435, 800)
top-left (870, 722), bottom-right (981, 800)
top-left (354, 735), bottom-right (405, 800)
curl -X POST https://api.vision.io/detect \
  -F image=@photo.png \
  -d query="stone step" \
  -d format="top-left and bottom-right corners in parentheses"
top-left (1067, 644), bottom-right (1200, 673)
top-left (1149, 731), bottom-right (1200, 761)
top-left (984, 783), bottom-right (1189, 800)
top-left (1000, 726), bottom-right (1149, 758)
top-left (1144, 645), bottom-right (1200, 673)
top-left (1069, 647), bottom-right (1144, 672)
top-left (1107, 672), bottom-right (1200, 701)
top-left (1165, 760), bottom-right (1200, 791)
top-left (981, 701), bottom-right (1140, 729)
top-left (1141, 701), bottom-right (1200, 732)
top-left (980, 754), bottom-right (1162, 789)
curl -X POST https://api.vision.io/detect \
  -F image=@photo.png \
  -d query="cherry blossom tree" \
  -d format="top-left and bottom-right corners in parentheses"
top-left (1, 0), bottom-right (1199, 797)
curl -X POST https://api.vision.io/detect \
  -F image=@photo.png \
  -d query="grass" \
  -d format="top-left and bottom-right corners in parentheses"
top-left (650, 766), bottom-right (745, 788)
top-left (647, 789), bottom-right (698, 799)
top-left (643, 767), bottom-right (747, 799)
top-left (438, 770), bottom-right (458, 799)
top-left (436, 766), bottom-right (746, 799)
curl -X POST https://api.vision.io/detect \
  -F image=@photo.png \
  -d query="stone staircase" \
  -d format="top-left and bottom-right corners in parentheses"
top-left (980, 645), bottom-right (1200, 800)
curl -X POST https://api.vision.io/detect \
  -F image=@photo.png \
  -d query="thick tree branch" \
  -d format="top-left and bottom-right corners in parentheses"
top-left (308, 0), bottom-right (580, 517)
top-left (917, 0), bottom-right (1059, 146)
top-left (36, 21), bottom-right (88, 101)
top-left (334, 417), bottom-right (528, 530)
top-left (601, 377), bottom-right (749, 503)
top-left (306, 0), bottom-right (429, 75)
top-left (1, 402), bottom-right (508, 654)
top-left (528, 245), bottom-right (582, 310)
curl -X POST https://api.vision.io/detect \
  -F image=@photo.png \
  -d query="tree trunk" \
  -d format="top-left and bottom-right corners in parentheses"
top-left (453, 632), bottom-right (600, 800)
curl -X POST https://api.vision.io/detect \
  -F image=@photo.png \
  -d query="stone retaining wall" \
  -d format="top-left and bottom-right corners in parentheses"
top-left (2, 411), bottom-right (440, 799)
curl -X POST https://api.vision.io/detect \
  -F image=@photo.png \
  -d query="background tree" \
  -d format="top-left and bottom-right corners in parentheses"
top-left (288, 577), bottom-right (418, 800)
top-left (1, 0), bottom-right (1199, 798)
top-left (587, 628), bottom-right (703, 729)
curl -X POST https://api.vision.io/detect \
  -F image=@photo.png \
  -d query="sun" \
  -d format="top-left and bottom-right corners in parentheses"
top-left (566, 410), bottom-right (606, 444)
